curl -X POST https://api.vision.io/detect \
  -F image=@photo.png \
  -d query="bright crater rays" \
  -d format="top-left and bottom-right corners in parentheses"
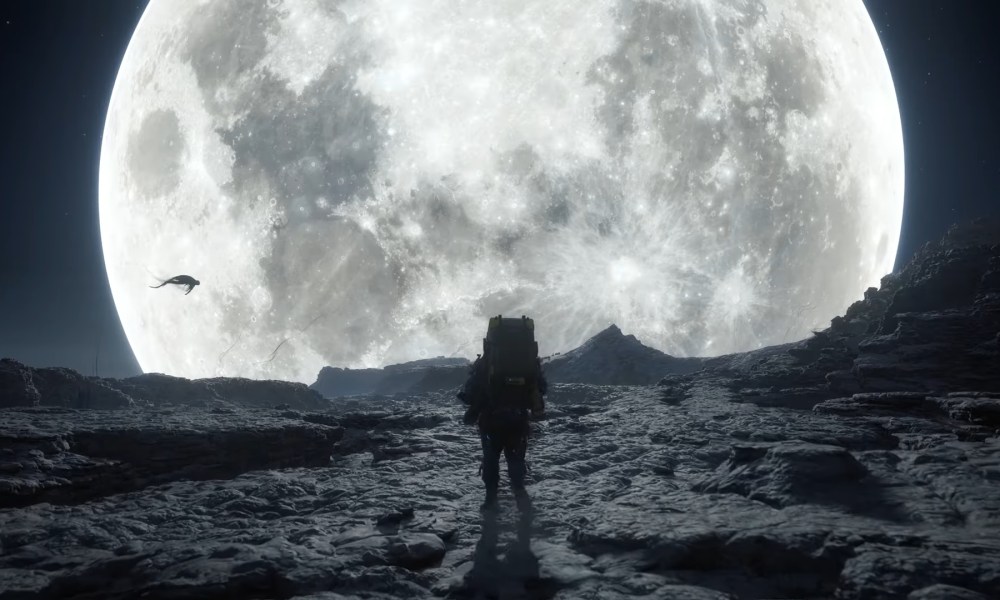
top-left (100, 0), bottom-right (904, 383)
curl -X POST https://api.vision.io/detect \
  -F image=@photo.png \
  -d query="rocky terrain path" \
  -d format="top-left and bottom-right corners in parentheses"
top-left (3, 381), bottom-right (998, 600)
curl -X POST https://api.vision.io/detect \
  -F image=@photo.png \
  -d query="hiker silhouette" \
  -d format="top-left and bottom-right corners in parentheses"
top-left (459, 315), bottom-right (547, 512)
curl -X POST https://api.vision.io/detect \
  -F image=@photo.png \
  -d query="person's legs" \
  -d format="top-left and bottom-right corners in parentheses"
top-left (480, 428), bottom-right (502, 510)
top-left (503, 435), bottom-right (527, 489)
top-left (502, 422), bottom-right (532, 512)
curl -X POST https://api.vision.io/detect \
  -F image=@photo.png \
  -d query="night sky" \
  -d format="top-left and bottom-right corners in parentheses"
top-left (1, 1), bottom-right (997, 378)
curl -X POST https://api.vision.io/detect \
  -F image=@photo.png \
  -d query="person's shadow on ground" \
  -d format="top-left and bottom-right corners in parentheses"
top-left (464, 509), bottom-right (547, 598)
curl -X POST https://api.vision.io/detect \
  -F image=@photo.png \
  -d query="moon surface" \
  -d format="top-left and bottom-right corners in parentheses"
top-left (100, 0), bottom-right (904, 384)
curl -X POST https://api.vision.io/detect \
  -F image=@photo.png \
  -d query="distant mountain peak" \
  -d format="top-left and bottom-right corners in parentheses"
top-left (592, 324), bottom-right (624, 339)
top-left (543, 325), bottom-right (702, 385)
top-left (560, 324), bottom-right (649, 357)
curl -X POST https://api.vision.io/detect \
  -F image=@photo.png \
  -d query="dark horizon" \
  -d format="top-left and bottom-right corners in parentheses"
top-left (1, 0), bottom-right (997, 378)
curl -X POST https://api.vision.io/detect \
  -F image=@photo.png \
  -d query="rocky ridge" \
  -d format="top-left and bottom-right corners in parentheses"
top-left (311, 357), bottom-right (471, 399)
top-left (0, 220), bottom-right (998, 599)
top-left (310, 324), bottom-right (696, 400)
top-left (660, 219), bottom-right (1000, 408)
top-left (0, 362), bottom-right (329, 411)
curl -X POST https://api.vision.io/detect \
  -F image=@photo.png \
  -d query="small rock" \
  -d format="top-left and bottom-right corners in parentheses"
top-left (376, 507), bottom-right (415, 527)
top-left (386, 533), bottom-right (445, 570)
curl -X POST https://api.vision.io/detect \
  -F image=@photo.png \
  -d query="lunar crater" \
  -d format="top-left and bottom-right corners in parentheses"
top-left (127, 109), bottom-right (185, 198)
top-left (182, 2), bottom-right (276, 111)
top-left (763, 35), bottom-right (827, 116)
top-left (220, 64), bottom-right (386, 215)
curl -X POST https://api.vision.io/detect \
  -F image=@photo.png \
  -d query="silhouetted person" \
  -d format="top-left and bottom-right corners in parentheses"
top-left (459, 315), bottom-right (547, 513)
top-left (149, 275), bottom-right (200, 295)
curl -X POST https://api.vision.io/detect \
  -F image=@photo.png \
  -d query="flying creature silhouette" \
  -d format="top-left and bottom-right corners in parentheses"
top-left (149, 275), bottom-right (200, 295)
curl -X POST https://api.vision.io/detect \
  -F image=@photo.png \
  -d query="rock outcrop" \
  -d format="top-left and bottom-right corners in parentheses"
top-left (311, 357), bottom-right (470, 399)
top-left (660, 219), bottom-right (1000, 407)
top-left (541, 324), bottom-right (703, 385)
top-left (0, 358), bottom-right (42, 407)
top-left (0, 362), bottom-right (330, 411)
top-left (0, 359), bottom-right (134, 409)
top-left (0, 407), bottom-right (344, 508)
top-left (108, 372), bottom-right (330, 410)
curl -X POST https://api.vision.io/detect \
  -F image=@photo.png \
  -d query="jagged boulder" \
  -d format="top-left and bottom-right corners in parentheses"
top-left (878, 246), bottom-right (997, 335)
top-left (0, 358), bottom-right (41, 407)
top-left (852, 304), bottom-right (1000, 393)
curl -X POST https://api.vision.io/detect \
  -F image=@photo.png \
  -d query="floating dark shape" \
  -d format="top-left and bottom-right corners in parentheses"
top-left (149, 274), bottom-right (200, 295)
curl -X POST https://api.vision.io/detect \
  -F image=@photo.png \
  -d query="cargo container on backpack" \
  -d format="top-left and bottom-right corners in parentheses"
top-left (483, 315), bottom-right (540, 411)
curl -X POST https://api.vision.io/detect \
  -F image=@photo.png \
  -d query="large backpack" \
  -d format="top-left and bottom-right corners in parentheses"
top-left (483, 315), bottom-right (539, 411)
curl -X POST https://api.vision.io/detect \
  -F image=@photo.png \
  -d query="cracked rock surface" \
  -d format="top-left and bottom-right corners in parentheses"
top-left (1, 382), bottom-right (998, 599)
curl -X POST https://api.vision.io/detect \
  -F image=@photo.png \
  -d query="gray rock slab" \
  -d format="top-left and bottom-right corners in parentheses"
top-left (0, 407), bottom-right (343, 507)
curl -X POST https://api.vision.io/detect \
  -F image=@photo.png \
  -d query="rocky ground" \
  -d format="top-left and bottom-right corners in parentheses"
top-left (1, 221), bottom-right (999, 599)
top-left (2, 383), bottom-right (998, 599)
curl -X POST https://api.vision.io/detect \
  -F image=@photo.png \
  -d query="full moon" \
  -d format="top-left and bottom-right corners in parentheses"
top-left (100, 0), bottom-right (904, 383)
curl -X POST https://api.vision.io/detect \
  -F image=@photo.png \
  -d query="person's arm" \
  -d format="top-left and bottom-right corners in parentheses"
top-left (457, 378), bottom-right (473, 405)
top-left (461, 359), bottom-right (484, 424)
top-left (461, 381), bottom-right (480, 425)
top-left (531, 360), bottom-right (546, 418)
top-left (536, 358), bottom-right (548, 395)
top-left (457, 359), bottom-right (481, 405)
